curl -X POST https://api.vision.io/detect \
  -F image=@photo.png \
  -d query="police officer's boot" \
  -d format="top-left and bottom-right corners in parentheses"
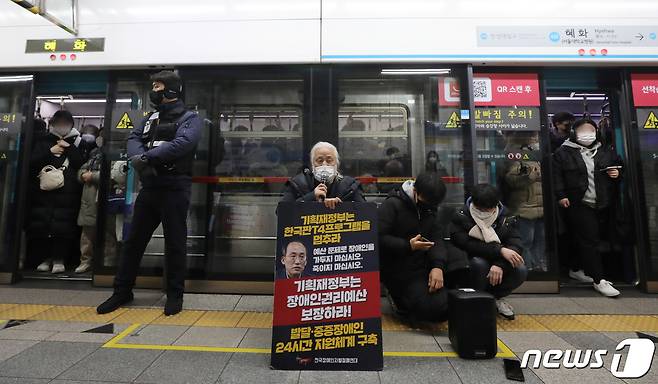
top-left (164, 296), bottom-right (183, 316)
top-left (97, 292), bottom-right (134, 314)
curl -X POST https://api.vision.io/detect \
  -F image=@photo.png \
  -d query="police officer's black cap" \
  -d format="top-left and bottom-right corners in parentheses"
top-left (150, 71), bottom-right (182, 93)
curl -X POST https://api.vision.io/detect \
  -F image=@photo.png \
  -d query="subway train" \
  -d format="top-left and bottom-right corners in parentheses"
top-left (0, 0), bottom-right (657, 294)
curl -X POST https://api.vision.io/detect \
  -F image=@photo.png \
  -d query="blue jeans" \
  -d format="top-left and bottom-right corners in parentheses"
top-left (518, 217), bottom-right (546, 271)
top-left (469, 257), bottom-right (528, 299)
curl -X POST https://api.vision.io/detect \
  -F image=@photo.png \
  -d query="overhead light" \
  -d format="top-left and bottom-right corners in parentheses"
top-left (571, 93), bottom-right (606, 97)
top-left (381, 68), bottom-right (451, 75)
top-left (0, 75), bottom-right (33, 83)
top-left (37, 96), bottom-right (132, 103)
top-left (546, 96), bottom-right (607, 101)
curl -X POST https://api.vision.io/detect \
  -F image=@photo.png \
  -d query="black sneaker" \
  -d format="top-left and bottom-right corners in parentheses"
top-left (96, 292), bottom-right (134, 314)
top-left (164, 297), bottom-right (183, 316)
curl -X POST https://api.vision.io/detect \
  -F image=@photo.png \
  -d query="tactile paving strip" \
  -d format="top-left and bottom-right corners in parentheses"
top-left (68, 307), bottom-right (128, 323)
top-left (531, 315), bottom-right (595, 331)
top-left (30, 306), bottom-right (89, 321)
top-left (496, 315), bottom-right (549, 332)
top-left (0, 304), bottom-right (52, 319)
top-left (151, 310), bottom-right (205, 326)
top-left (194, 311), bottom-right (245, 327)
top-left (574, 315), bottom-right (658, 332)
top-left (236, 312), bottom-right (272, 328)
top-left (112, 308), bottom-right (163, 324)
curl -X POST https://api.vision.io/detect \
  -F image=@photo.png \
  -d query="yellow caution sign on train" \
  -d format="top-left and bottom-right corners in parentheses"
top-left (644, 111), bottom-right (658, 129)
top-left (445, 112), bottom-right (460, 129)
top-left (116, 112), bottom-right (134, 129)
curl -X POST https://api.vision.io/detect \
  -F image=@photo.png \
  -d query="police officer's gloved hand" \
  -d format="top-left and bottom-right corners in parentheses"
top-left (130, 154), bottom-right (149, 173)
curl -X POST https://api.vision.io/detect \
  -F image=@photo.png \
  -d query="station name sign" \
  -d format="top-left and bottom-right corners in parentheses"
top-left (25, 38), bottom-right (105, 53)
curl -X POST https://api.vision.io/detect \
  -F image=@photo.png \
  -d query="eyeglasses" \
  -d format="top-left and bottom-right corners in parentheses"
top-left (285, 254), bottom-right (306, 261)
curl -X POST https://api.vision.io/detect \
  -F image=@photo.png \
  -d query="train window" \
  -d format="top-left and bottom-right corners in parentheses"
top-left (184, 77), bottom-right (305, 279)
top-left (338, 73), bottom-right (465, 205)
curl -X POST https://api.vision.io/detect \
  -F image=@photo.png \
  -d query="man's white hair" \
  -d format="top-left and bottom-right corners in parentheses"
top-left (310, 141), bottom-right (340, 166)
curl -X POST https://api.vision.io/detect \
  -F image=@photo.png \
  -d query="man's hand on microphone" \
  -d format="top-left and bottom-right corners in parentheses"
top-left (314, 183), bottom-right (327, 201)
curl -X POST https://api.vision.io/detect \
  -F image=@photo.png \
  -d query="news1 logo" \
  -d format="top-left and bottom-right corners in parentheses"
top-left (521, 338), bottom-right (655, 378)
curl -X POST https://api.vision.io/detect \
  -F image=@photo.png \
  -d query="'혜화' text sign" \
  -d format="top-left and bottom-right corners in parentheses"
top-left (271, 202), bottom-right (383, 371)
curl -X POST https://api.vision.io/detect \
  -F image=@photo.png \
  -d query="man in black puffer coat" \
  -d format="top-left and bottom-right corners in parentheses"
top-left (450, 184), bottom-right (527, 320)
top-left (378, 172), bottom-right (460, 323)
top-left (27, 110), bottom-right (91, 273)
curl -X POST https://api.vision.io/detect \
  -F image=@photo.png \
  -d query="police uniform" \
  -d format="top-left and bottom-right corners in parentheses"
top-left (112, 99), bottom-right (202, 304)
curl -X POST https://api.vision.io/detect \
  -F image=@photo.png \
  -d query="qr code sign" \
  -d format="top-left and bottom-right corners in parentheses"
top-left (473, 77), bottom-right (492, 102)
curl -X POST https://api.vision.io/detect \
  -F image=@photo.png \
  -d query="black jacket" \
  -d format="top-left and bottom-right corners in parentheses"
top-left (450, 200), bottom-right (522, 270)
top-left (280, 169), bottom-right (366, 203)
top-left (552, 142), bottom-right (622, 209)
top-left (378, 185), bottom-right (446, 286)
top-left (27, 130), bottom-right (90, 238)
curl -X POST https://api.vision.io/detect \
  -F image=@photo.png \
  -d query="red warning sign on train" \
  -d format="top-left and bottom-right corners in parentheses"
top-left (439, 73), bottom-right (540, 107)
top-left (631, 73), bottom-right (658, 107)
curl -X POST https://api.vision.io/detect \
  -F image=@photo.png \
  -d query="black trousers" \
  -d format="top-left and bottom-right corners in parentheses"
top-left (469, 257), bottom-right (528, 299)
top-left (564, 204), bottom-right (608, 283)
top-left (386, 269), bottom-right (469, 322)
top-left (113, 187), bottom-right (190, 298)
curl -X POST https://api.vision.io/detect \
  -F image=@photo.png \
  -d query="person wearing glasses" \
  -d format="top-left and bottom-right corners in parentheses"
top-left (278, 241), bottom-right (310, 279)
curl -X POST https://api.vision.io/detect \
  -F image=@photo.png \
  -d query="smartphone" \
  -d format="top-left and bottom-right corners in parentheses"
top-left (419, 236), bottom-right (431, 242)
top-left (504, 359), bottom-right (525, 382)
top-left (603, 165), bottom-right (623, 170)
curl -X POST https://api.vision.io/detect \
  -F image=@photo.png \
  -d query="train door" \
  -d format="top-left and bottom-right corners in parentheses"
top-left (0, 74), bottom-right (34, 284)
top-left (471, 70), bottom-right (559, 292)
top-left (626, 71), bottom-right (658, 293)
top-left (20, 71), bottom-right (109, 281)
top-left (543, 68), bottom-right (641, 291)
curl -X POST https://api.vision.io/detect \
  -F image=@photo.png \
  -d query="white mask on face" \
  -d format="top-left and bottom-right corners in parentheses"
top-left (313, 165), bottom-right (337, 183)
top-left (577, 133), bottom-right (596, 146)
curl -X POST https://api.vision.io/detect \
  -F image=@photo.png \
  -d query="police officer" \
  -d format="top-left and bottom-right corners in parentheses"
top-left (97, 71), bottom-right (202, 316)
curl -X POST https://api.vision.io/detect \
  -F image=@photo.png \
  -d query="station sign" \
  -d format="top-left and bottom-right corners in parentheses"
top-left (25, 38), bottom-right (105, 53)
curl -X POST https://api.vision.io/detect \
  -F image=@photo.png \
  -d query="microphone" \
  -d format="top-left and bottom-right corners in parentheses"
top-left (316, 169), bottom-right (331, 202)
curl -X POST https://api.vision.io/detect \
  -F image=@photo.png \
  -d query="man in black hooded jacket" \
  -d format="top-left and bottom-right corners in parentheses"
top-left (378, 172), bottom-right (453, 322)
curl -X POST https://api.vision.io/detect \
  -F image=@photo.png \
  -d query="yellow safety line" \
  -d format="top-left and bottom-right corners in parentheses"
top-left (102, 323), bottom-right (515, 358)
top-left (496, 338), bottom-right (516, 358)
top-left (103, 323), bottom-right (142, 347)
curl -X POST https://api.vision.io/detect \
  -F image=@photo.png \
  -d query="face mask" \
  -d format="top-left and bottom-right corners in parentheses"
top-left (96, 136), bottom-right (103, 147)
top-left (577, 133), bottom-right (596, 146)
top-left (149, 90), bottom-right (165, 106)
top-left (313, 165), bottom-right (337, 183)
top-left (428, 157), bottom-right (437, 163)
top-left (51, 125), bottom-right (71, 137)
top-left (81, 134), bottom-right (96, 144)
top-left (417, 201), bottom-right (437, 212)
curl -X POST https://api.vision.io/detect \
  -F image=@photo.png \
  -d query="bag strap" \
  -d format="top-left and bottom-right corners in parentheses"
top-left (60, 157), bottom-right (69, 170)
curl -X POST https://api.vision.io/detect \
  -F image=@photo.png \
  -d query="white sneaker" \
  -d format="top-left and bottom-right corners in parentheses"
top-left (74, 263), bottom-right (91, 274)
top-left (36, 261), bottom-right (51, 272)
top-left (569, 269), bottom-right (594, 283)
top-left (593, 279), bottom-right (620, 297)
top-left (496, 299), bottom-right (515, 320)
top-left (51, 263), bottom-right (65, 274)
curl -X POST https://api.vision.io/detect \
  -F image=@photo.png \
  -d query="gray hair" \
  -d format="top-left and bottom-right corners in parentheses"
top-left (310, 141), bottom-right (340, 166)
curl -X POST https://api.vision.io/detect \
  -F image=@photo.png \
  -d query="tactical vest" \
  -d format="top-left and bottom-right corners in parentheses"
top-left (141, 110), bottom-right (196, 175)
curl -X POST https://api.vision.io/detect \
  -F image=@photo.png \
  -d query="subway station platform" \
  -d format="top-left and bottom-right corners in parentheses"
top-left (0, 282), bottom-right (657, 384)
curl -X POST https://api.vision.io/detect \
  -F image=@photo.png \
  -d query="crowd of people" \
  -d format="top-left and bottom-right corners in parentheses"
top-left (23, 70), bottom-right (623, 321)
